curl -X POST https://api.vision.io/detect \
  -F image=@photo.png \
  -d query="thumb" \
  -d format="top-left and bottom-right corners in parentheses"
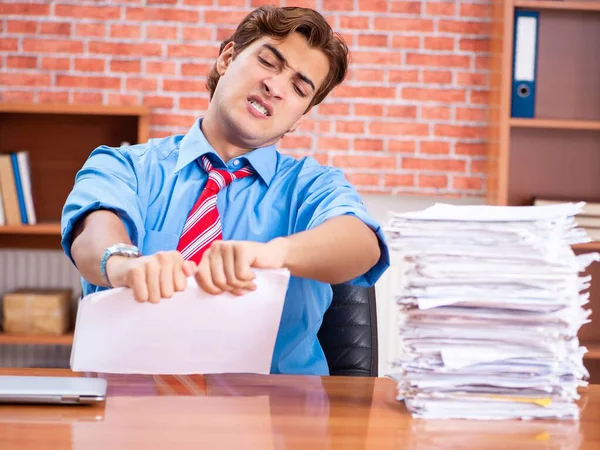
top-left (182, 260), bottom-right (197, 277)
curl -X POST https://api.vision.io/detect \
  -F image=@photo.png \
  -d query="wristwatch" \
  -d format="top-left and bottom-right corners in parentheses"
top-left (100, 243), bottom-right (141, 288)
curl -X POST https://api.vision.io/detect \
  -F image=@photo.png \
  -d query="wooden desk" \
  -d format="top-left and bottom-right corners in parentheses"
top-left (1, 369), bottom-right (599, 449)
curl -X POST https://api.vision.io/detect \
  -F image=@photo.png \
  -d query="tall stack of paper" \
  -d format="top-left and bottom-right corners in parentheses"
top-left (386, 202), bottom-right (597, 420)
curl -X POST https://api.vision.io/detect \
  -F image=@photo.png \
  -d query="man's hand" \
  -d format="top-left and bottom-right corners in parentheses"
top-left (195, 239), bottom-right (289, 296)
top-left (106, 251), bottom-right (197, 303)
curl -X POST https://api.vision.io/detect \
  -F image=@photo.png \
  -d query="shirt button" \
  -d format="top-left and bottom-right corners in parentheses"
top-left (233, 160), bottom-right (240, 166)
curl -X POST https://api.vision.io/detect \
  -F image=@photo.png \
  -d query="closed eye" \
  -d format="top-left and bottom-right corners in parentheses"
top-left (258, 56), bottom-right (275, 69)
top-left (293, 84), bottom-right (307, 97)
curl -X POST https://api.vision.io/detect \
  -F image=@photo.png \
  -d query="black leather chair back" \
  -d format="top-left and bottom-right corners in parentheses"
top-left (317, 284), bottom-right (378, 377)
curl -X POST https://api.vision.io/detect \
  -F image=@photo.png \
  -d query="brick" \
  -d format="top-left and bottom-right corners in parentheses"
top-left (423, 71), bottom-right (453, 84)
top-left (144, 95), bottom-right (174, 109)
top-left (167, 45), bottom-right (217, 59)
top-left (39, 91), bottom-right (69, 103)
top-left (6, 20), bottom-right (36, 33)
top-left (110, 60), bottom-right (141, 73)
top-left (1, 91), bottom-right (34, 103)
top-left (279, 136), bottom-right (312, 149)
top-left (456, 143), bottom-right (486, 156)
top-left (336, 121), bottom-right (365, 134)
top-left (426, 2), bottom-right (456, 16)
top-left (0, 3), bottom-right (49, 15)
top-left (374, 18), bottom-right (434, 32)
top-left (471, 160), bottom-right (486, 174)
top-left (391, 36), bottom-right (421, 49)
top-left (6, 56), bottom-right (37, 69)
top-left (452, 176), bottom-right (483, 190)
top-left (422, 106), bottom-right (452, 120)
top-left (424, 37), bottom-right (455, 51)
top-left (460, 3), bottom-right (492, 17)
top-left (151, 114), bottom-right (197, 128)
top-left (333, 155), bottom-right (396, 169)
top-left (358, 0), bottom-right (387, 11)
top-left (55, 5), bottom-right (120, 20)
top-left (476, 56), bottom-right (490, 70)
top-left (323, 0), bottom-right (354, 10)
top-left (438, 20), bottom-right (490, 35)
top-left (386, 105), bottom-right (418, 118)
top-left (181, 63), bottom-right (212, 77)
top-left (402, 158), bottom-right (467, 172)
top-left (457, 72), bottom-right (488, 86)
top-left (355, 139), bottom-right (384, 151)
top-left (127, 78), bottom-right (158, 91)
top-left (317, 121), bottom-right (331, 133)
top-left (163, 79), bottom-right (204, 92)
top-left (421, 142), bottom-right (450, 154)
top-left (434, 124), bottom-right (486, 139)
top-left (389, 141), bottom-right (416, 153)
top-left (354, 51), bottom-right (402, 65)
top-left (74, 58), bottom-right (106, 72)
top-left (339, 16), bottom-right (369, 29)
top-left (40, 22), bottom-right (71, 36)
top-left (0, 39), bottom-right (18, 51)
top-left (148, 0), bottom-right (178, 3)
top-left (389, 70), bottom-right (419, 83)
top-left (355, 104), bottom-right (384, 116)
top-left (470, 90), bottom-right (489, 104)
top-left (217, 0), bottom-right (247, 5)
top-left (318, 137), bottom-right (350, 150)
top-left (183, 0), bottom-right (214, 4)
top-left (282, 0), bottom-right (316, 7)
top-left (72, 92), bottom-right (104, 104)
top-left (384, 174), bottom-right (415, 187)
top-left (403, 87), bottom-right (466, 103)
top-left (127, 7), bottom-right (200, 22)
top-left (390, 2), bottom-right (422, 14)
top-left (204, 10), bottom-right (250, 24)
top-left (179, 97), bottom-right (210, 110)
top-left (75, 24), bottom-right (106, 38)
top-left (111, 24), bottom-right (141, 39)
top-left (333, 86), bottom-right (396, 99)
top-left (460, 38), bottom-right (490, 52)
top-left (418, 174), bottom-right (448, 188)
top-left (317, 103), bottom-right (350, 116)
top-left (57, 75), bottom-right (120, 89)
top-left (89, 42), bottom-right (162, 57)
top-left (41, 57), bottom-right (70, 70)
top-left (216, 27), bottom-right (236, 41)
top-left (370, 122), bottom-right (429, 136)
top-left (354, 69), bottom-right (385, 82)
top-left (23, 39), bottom-right (83, 53)
top-left (108, 94), bottom-right (139, 106)
top-left (347, 173), bottom-right (381, 186)
top-left (406, 53), bottom-right (470, 68)
top-left (456, 107), bottom-right (487, 122)
top-left (358, 34), bottom-right (388, 47)
top-left (146, 61), bottom-right (176, 75)
top-left (182, 27), bottom-right (212, 41)
top-left (0, 73), bottom-right (50, 87)
top-left (147, 25), bottom-right (178, 40)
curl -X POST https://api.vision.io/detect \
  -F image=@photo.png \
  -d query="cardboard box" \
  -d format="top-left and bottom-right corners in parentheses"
top-left (2, 289), bottom-right (72, 335)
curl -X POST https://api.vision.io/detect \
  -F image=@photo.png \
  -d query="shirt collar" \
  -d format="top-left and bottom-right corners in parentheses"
top-left (176, 118), bottom-right (277, 187)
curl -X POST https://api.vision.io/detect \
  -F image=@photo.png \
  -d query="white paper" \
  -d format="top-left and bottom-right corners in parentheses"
top-left (70, 269), bottom-right (290, 375)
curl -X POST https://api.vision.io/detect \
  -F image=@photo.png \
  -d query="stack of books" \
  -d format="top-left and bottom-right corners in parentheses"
top-left (535, 198), bottom-right (600, 242)
top-left (386, 202), bottom-right (595, 420)
top-left (0, 151), bottom-right (36, 226)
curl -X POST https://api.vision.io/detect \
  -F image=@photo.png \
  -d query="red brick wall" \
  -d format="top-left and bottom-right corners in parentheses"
top-left (0, 0), bottom-right (490, 197)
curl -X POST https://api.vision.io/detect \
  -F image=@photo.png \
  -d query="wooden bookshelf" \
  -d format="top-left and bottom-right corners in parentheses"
top-left (515, 0), bottom-right (600, 12)
top-left (510, 118), bottom-right (600, 131)
top-left (0, 332), bottom-right (73, 346)
top-left (573, 242), bottom-right (600, 252)
top-left (585, 343), bottom-right (600, 360)
top-left (0, 223), bottom-right (61, 235)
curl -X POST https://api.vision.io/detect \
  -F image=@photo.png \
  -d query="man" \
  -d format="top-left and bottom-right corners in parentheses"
top-left (62, 5), bottom-right (390, 375)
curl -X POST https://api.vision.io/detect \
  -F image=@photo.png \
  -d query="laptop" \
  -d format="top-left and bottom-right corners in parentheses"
top-left (0, 375), bottom-right (107, 405)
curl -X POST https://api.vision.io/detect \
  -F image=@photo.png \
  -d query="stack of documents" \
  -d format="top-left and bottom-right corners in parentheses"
top-left (386, 202), bottom-right (597, 420)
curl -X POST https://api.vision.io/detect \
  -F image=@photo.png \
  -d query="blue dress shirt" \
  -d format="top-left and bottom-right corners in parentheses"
top-left (61, 119), bottom-right (390, 375)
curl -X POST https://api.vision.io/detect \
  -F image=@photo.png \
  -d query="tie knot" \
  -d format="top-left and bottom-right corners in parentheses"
top-left (201, 155), bottom-right (254, 193)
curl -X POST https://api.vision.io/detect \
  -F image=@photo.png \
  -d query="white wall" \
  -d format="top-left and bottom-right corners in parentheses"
top-left (361, 193), bottom-right (485, 377)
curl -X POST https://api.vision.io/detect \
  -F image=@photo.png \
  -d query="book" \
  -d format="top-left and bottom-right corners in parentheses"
top-left (0, 154), bottom-right (22, 225)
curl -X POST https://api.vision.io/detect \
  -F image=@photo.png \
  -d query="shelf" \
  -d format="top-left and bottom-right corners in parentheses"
top-left (584, 343), bottom-right (600, 360)
top-left (515, 0), bottom-right (600, 13)
top-left (0, 223), bottom-right (61, 235)
top-left (510, 118), bottom-right (600, 131)
top-left (0, 332), bottom-right (73, 345)
top-left (572, 242), bottom-right (600, 251)
top-left (0, 103), bottom-right (149, 117)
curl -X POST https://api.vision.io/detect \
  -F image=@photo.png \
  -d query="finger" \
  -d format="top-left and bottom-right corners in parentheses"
top-left (182, 260), bottom-right (197, 277)
top-left (173, 258), bottom-right (188, 292)
top-left (129, 266), bottom-right (148, 302)
top-left (145, 261), bottom-right (161, 303)
top-left (158, 255), bottom-right (175, 299)
top-left (209, 244), bottom-right (231, 291)
top-left (221, 244), bottom-right (245, 289)
top-left (233, 245), bottom-right (256, 282)
top-left (195, 250), bottom-right (223, 295)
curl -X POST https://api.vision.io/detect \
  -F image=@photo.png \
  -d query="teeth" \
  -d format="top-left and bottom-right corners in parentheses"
top-left (250, 100), bottom-right (268, 116)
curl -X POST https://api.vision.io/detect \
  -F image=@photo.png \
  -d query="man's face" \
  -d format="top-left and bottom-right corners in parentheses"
top-left (210, 32), bottom-right (330, 149)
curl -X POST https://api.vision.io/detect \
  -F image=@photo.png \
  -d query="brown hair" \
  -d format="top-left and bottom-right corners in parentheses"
top-left (206, 6), bottom-right (349, 111)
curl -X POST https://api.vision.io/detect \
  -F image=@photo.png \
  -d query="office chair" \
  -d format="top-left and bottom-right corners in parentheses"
top-left (317, 284), bottom-right (378, 377)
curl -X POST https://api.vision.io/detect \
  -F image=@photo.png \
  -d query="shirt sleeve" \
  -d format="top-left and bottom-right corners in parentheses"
top-left (293, 159), bottom-right (390, 287)
top-left (61, 145), bottom-right (145, 265)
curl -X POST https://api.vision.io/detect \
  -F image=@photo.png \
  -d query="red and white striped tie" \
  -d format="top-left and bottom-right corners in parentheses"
top-left (177, 155), bottom-right (255, 264)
